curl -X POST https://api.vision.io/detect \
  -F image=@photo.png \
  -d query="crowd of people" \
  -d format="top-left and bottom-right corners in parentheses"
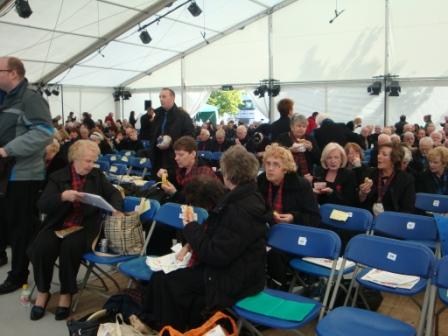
top-left (1, 56), bottom-right (448, 332)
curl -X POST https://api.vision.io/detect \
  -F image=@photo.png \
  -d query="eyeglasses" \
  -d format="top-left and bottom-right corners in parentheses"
top-left (0, 69), bottom-right (12, 72)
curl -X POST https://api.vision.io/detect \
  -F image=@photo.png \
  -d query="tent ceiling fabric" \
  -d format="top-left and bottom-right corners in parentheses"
top-left (0, 0), bottom-right (285, 87)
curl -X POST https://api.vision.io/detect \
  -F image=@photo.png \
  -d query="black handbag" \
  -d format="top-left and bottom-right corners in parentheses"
top-left (67, 320), bottom-right (100, 336)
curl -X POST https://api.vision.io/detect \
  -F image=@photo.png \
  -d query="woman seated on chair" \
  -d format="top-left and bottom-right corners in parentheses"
top-left (313, 142), bottom-right (357, 206)
top-left (416, 146), bottom-right (448, 194)
top-left (344, 142), bottom-right (371, 186)
top-left (359, 142), bottom-right (415, 215)
top-left (257, 143), bottom-right (320, 289)
top-left (141, 145), bottom-right (268, 332)
top-left (28, 140), bottom-right (123, 321)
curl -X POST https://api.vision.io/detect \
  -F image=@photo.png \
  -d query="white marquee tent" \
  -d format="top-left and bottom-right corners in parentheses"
top-left (1, 0), bottom-right (448, 127)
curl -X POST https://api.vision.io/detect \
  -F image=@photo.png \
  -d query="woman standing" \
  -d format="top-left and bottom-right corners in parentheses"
top-left (28, 140), bottom-right (123, 321)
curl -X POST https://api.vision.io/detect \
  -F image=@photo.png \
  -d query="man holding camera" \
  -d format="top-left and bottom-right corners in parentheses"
top-left (143, 88), bottom-right (194, 177)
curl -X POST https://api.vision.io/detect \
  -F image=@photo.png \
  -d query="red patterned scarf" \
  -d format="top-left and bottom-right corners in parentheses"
top-left (63, 164), bottom-right (87, 228)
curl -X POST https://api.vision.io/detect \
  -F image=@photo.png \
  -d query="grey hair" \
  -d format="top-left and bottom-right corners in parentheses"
top-left (290, 113), bottom-right (308, 127)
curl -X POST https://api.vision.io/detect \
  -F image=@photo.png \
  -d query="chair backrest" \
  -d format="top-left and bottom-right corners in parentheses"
top-left (123, 196), bottom-right (160, 222)
top-left (434, 214), bottom-right (448, 257)
top-left (129, 156), bottom-right (152, 170)
top-left (345, 234), bottom-right (435, 278)
top-left (373, 211), bottom-right (438, 242)
top-left (119, 150), bottom-right (136, 157)
top-left (96, 160), bottom-right (110, 172)
top-left (197, 151), bottom-right (212, 160)
top-left (415, 192), bottom-right (448, 213)
top-left (267, 223), bottom-right (341, 260)
top-left (211, 151), bottom-right (223, 161)
top-left (109, 163), bottom-right (128, 175)
top-left (154, 202), bottom-right (208, 229)
top-left (320, 203), bottom-right (373, 232)
top-left (435, 255), bottom-right (448, 289)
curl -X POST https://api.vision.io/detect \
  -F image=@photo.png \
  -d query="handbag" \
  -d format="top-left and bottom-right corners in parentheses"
top-left (66, 309), bottom-right (110, 336)
top-left (159, 311), bottom-right (238, 336)
top-left (97, 313), bottom-right (144, 336)
top-left (94, 198), bottom-right (149, 256)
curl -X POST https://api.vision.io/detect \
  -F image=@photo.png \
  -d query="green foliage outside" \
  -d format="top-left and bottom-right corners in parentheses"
top-left (207, 90), bottom-right (242, 116)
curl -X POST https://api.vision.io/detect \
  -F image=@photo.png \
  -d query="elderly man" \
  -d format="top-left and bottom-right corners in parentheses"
top-left (197, 128), bottom-right (211, 151)
top-left (430, 131), bottom-right (443, 147)
top-left (0, 56), bottom-right (53, 294)
top-left (143, 88), bottom-right (194, 176)
top-left (402, 131), bottom-right (416, 148)
top-left (208, 129), bottom-right (233, 152)
top-left (411, 136), bottom-right (434, 174)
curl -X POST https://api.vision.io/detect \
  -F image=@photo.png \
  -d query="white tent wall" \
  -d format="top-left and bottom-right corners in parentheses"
top-left (45, 86), bottom-right (115, 122)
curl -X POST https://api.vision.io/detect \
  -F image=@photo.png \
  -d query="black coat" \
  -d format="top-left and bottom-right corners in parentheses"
top-left (183, 183), bottom-right (267, 310)
top-left (410, 150), bottom-right (428, 175)
top-left (314, 168), bottom-right (357, 206)
top-left (277, 132), bottom-right (321, 175)
top-left (37, 166), bottom-right (123, 250)
top-left (314, 121), bottom-right (362, 150)
top-left (360, 168), bottom-right (415, 214)
top-left (145, 105), bottom-right (194, 175)
top-left (416, 170), bottom-right (448, 195)
top-left (270, 116), bottom-right (291, 142)
top-left (207, 139), bottom-right (233, 153)
top-left (257, 172), bottom-right (320, 227)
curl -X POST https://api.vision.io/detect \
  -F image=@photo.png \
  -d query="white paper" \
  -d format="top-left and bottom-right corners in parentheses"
top-left (146, 243), bottom-right (192, 274)
top-left (302, 257), bottom-right (355, 271)
top-left (79, 192), bottom-right (115, 212)
top-left (361, 268), bottom-right (420, 289)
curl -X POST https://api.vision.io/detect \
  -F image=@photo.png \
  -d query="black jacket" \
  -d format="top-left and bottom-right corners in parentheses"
top-left (37, 166), bottom-right (123, 250)
top-left (314, 168), bottom-right (357, 206)
top-left (277, 132), bottom-right (321, 175)
top-left (416, 170), bottom-right (448, 195)
top-left (360, 168), bottom-right (415, 214)
top-left (314, 120), bottom-right (362, 150)
top-left (207, 139), bottom-right (233, 153)
top-left (145, 105), bottom-right (195, 175)
top-left (183, 183), bottom-right (267, 310)
top-left (257, 172), bottom-right (320, 227)
top-left (270, 116), bottom-right (290, 142)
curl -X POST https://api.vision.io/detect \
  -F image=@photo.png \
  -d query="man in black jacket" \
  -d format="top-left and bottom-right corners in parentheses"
top-left (314, 114), bottom-right (363, 150)
top-left (270, 98), bottom-right (294, 142)
top-left (144, 88), bottom-right (194, 176)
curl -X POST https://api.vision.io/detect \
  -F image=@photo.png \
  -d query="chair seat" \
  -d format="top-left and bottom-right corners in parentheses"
top-left (233, 288), bottom-right (321, 329)
top-left (118, 256), bottom-right (153, 281)
top-left (290, 258), bottom-right (354, 278)
top-left (357, 268), bottom-right (427, 296)
top-left (316, 306), bottom-right (415, 336)
top-left (83, 252), bottom-right (138, 265)
top-left (439, 288), bottom-right (448, 305)
top-left (407, 240), bottom-right (437, 250)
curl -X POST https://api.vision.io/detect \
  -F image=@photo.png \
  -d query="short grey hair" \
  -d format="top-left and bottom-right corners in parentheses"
top-left (290, 113), bottom-right (308, 127)
top-left (220, 145), bottom-right (259, 185)
top-left (419, 136), bottom-right (434, 147)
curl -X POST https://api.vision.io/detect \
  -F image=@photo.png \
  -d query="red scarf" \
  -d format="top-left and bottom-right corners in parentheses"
top-left (63, 164), bottom-right (87, 228)
top-left (268, 180), bottom-right (284, 214)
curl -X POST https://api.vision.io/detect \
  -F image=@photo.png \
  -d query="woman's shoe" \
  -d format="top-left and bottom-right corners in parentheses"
top-left (30, 293), bottom-right (51, 321)
top-left (54, 306), bottom-right (71, 320)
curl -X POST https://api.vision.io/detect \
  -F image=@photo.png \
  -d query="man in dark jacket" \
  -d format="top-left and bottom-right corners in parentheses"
top-left (0, 56), bottom-right (53, 294)
top-left (270, 98), bottom-right (293, 142)
top-left (143, 88), bottom-right (194, 176)
top-left (314, 114), bottom-right (363, 150)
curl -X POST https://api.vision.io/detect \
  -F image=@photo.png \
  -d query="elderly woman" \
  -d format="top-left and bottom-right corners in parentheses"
top-left (416, 146), bottom-right (448, 194)
top-left (257, 144), bottom-right (320, 288)
top-left (28, 140), bottom-right (123, 321)
top-left (344, 142), bottom-right (371, 186)
top-left (313, 142), bottom-right (357, 206)
top-left (411, 136), bottom-right (434, 174)
top-left (277, 113), bottom-right (321, 181)
top-left (359, 143), bottom-right (415, 215)
top-left (142, 145), bottom-right (267, 331)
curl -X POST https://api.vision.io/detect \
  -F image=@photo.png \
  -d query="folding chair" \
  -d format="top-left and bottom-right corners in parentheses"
top-left (128, 156), bottom-right (152, 178)
top-left (233, 224), bottom-right (341, 335)
top-left (415, 192), bottom-right (448, 214)
top-left (118, 202), bottom-right (208, 283)
top-left (316, 234), bottom-right (436, 336)
top-left (72, 197), bottom-right (160, 312)
top-left (118, 150), bottom-right (136, 157)
top-left (373, 211), bottom-right (439, 252)
top-left (289, 204), bottom-right (373, 295)
top-left (95, 160), bottom-right (110, 172)
top-left (425, 255), bottom-right (448, 336)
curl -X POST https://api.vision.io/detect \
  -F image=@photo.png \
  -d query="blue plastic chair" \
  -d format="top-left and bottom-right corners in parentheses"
top-left (118, 150), bottom-right (136, 157)
top-left (141, 140), bottom-right (151, 149)
top-left (72, 197), bottom-right (160, 311)
top-left (425, 256), bottom-right (448, 335)
top-left (95, 160), bottom-right (110, 172)
top-left (373, 211), bottom-right (439, 251)
top-left (128, 156), bottom-right (152, 178)
top-left (316, 234), bottom-right (436, 336)
top-left (415, 192), bottom-right (448, 213)
top-left (197, 150), bottom-right (212, 160)
top-left (290, 204), bottom-right (373, 286)
top-left (233, 224), bottom-right (341, 334)
top-left (118, 202), bottom-right (208, 283)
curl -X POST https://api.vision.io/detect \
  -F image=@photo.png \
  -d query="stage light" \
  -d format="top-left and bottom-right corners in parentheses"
top-left (270, 84), bottom-right (281, 97)
top-left (122, 90), bottom-right (132, 100)
top-left (112, 91), bottom-right (121, 102)
top-left (44, 88), bottom-right (51, 97)
top-left (367, 81), bottom-right (382, 95)
top-left (15, 0), bottom-right (32, 18)
top-left (386, 81), bottom-right (401, 97)
top-left (139, 30), bottom-right (152, 44)
top-left (51, 89), bottom-right (59, 96)
top-left (188, 1), bottom-right (202, 17)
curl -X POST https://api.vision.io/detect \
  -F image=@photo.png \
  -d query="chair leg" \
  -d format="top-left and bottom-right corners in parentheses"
top-left (72, 262), bottom-right (94, 312)
top-left (92, 264), bottom-right (121, 292)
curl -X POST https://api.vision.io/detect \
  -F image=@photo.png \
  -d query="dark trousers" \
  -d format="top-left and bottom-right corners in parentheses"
top-left (0, 181), bottom-right (41, 284)
top-left (142, 267), bottom-right (206, 331)
top-left (28, 228), bottom-right (88, 294)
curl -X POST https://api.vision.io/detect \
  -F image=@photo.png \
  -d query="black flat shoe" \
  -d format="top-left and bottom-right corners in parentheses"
top-left (30, 294), bottom-right (51, 321)
top-left (0, 279), bottom-right (21, 294)
top-left (55, 306), bottom-right (71, 320)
